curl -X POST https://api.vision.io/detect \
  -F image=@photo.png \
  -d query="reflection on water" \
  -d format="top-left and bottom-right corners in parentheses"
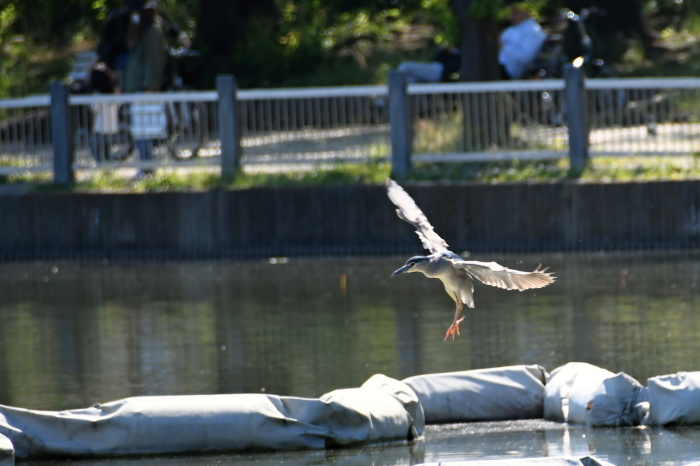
top-left (1, 251), bottom-right (700, 465)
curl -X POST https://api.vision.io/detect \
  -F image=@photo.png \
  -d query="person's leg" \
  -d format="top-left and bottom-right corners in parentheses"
top-left (90, 133), bottom-right (111, 162)
top-left (136, 138), bottom-right (153, 161)
top-left (89, 134), bottom-right (100, 162)
top-left (101, 134), bottom-right (112, 161)
top-left (397, 62), bottom-right (444, 83)
top-left (134, 138), bottom-right (155, 178)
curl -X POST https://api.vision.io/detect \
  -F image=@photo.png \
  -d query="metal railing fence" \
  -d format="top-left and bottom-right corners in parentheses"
top-left (406, 79), bottom-right (568, 164)
top-left (69, 91), bottom-right (220, 168)
top-left (0, 72), bottom-right (699, 182)
top-left (0, 95), bottom-right (52, 173)
top-left (237, 85), bottom-right (389, 168)
top-left (586, 78), bottom-right (700, 157)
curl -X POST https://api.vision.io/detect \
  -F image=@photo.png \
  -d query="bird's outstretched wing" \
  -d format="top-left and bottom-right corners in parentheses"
top-left (449, 259), bottom-right (556, 291)
top-left (386, 178), bottom-right (449, 254)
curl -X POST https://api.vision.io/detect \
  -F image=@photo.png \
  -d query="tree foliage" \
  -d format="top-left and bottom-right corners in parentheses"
top-left (4, 0), bottom-right (106, 45)
top-left (0, 0), bottom-right (696, 95)
top-left (190, 0), bottom-right (458, 88)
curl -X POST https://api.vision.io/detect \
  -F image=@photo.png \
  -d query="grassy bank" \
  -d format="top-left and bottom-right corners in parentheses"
top-left (3, 154), bottom-right (699, 193)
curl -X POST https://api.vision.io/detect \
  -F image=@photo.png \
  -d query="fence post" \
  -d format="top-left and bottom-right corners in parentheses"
top-left (564, 63), bottom-right (589, 171)
top-left (50, 81), bottom-right (74, 185)
top-left (388, 70), bottom-right (411, 179)
top-left (217, 75), bottom-right (241, 180)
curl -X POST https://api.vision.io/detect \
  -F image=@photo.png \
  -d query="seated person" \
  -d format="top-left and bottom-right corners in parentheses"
top-left (397, 47), bottom-right (461, 83)
top-left (499, 4), bottom-right (547, 80)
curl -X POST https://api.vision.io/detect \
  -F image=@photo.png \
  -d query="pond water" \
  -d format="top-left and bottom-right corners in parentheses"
top-left (1, 251), bottom-right (700, 465)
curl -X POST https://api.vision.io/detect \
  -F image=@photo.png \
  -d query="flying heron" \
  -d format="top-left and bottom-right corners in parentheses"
top-left (386, 178), bottom-right (556, 341)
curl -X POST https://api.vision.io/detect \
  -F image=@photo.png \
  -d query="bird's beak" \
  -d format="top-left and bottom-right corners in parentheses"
top-left (392, 265), bottom-right (410, 276)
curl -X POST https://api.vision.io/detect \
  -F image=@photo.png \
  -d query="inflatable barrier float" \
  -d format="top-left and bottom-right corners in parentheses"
top-left (1, 362), bottom-right (699, 464)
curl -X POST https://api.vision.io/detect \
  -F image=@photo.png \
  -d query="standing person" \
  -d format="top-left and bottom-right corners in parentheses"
top-left (97, 0), bottom-right (191, 81)
top-left (120, 0), bottom-right (169, 178)
top-left (97, 3), bottom-right (130, 79)
top-left (499, 4), bottom-right (547, 80)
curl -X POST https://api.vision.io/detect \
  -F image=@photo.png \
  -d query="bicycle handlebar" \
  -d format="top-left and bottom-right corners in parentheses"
top-left (169, 47), bottom-right (201, 58)
top-left (562, 7), bottom-right (606, 22)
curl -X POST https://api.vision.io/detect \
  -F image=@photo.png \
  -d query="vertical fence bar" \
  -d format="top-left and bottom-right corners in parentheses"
top-left (50, 81), bottom-right (74, 184)
top-left (217, 75), bottom-right (240, 180)
top-left (564, 64), bottom-right (589, 171)
top-left (389, 70), bottom-right (411, 179)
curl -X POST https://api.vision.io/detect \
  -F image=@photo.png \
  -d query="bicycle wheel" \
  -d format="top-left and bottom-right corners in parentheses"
top-left (107, 129), bottom-right (135, 162)
top-left (166, 100), bottom-right (203, 160)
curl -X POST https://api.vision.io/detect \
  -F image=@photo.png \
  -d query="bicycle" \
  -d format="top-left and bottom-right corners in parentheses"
top-left (114, 47), bottom-right (204, 162)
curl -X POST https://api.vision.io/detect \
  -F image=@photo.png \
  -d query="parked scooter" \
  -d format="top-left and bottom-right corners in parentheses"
top-left (524, 8), bottom-right (627, 126)
top-left (528, 8), bottom-right (621, 80)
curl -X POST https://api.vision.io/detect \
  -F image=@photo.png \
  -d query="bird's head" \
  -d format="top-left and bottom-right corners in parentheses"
top-left (392, 256), bottom-right (429, 276)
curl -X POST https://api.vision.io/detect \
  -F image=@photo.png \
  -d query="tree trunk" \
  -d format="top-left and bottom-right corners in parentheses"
top-left (195, 0), bottom-right (277, 88)
top-left (452, 0), bottom-right (511, 152)
top-left (453, 0), bottom-right (501, 82)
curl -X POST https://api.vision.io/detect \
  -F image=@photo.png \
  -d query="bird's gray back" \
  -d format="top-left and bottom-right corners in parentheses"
top-left (423, 252), bottom-right (468, 279)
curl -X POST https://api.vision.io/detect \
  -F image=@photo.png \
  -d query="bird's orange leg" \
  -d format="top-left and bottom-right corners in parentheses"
top-left (444, 299), bottom-right (465, 341)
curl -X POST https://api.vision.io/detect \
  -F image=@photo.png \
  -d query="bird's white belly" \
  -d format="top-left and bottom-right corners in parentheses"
top-left (434, 273), bottom-right (474, 307)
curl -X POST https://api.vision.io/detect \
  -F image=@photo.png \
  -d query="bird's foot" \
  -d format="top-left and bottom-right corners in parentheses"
top-left (443, 317), bottom-right (465, 341)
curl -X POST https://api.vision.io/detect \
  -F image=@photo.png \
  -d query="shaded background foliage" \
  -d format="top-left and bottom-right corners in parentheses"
top-left (0, 0), bottom-right (697, 96)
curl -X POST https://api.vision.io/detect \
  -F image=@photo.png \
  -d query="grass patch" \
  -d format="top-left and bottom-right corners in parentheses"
top-left (9, 162), bottom-right (394, 192)
top-left (5, 155), bottom-right (700, 193)
top-left (227, 163), bottom-right (390, 188)
top-left (406, 155), bottom-right (700, 184)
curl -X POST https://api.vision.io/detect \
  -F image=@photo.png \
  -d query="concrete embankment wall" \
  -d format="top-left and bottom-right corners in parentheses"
top-left (0, 180), bottom-right (698, 260)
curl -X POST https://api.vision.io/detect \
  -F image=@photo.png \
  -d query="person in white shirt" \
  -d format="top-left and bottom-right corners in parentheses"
top-left (499, 4), bottom-right (546, 80)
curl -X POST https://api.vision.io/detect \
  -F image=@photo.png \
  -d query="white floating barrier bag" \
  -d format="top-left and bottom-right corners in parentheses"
top-left (0, 433), bottom-right (13, 466)
top-left (403, 365), bottom-right (548, 423)
top-left (647, 371), bottom-right (700, 425)
top-left (544, 362), bottom-right (648, 427)
top-left (0, 375), bottom-right (423, 459)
